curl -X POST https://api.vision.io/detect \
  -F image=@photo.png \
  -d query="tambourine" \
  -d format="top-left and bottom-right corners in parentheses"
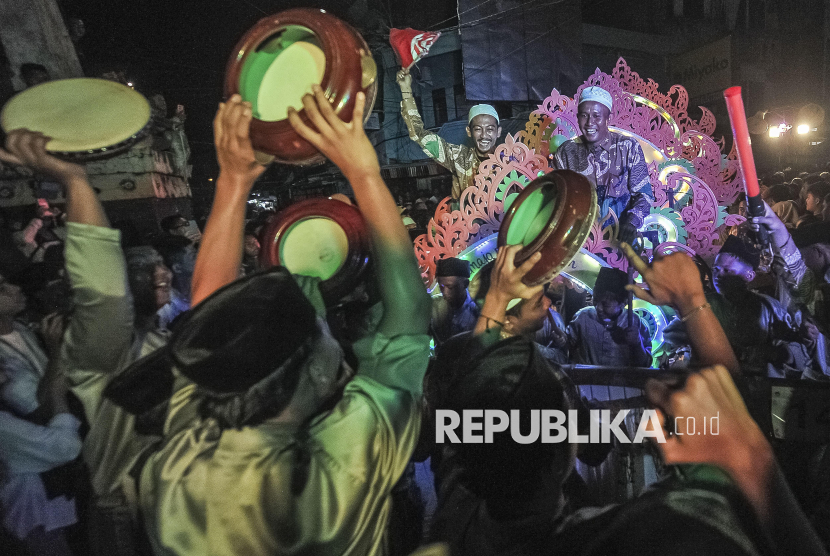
top-left (498, 170), bottom-right (597, 286)
top-left (1, 78), bottom-right (152, 161)
top-left (224, 8), bottom-right (378, 165)
top-left (259, 197), bottom-right (371, 304)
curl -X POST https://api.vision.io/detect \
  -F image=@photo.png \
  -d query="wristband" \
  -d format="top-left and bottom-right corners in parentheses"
top-left (680, 302), bottom-right (711, 323)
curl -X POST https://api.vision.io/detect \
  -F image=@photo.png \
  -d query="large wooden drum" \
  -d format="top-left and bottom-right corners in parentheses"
top-left (259, 197), bottom-right (371, 304)
top-left (498, 170), bottom-right (598, 285)
top-left (1, 78), bottom-right (152, 161)
top-left (224, 8), bottom-right (378, 165)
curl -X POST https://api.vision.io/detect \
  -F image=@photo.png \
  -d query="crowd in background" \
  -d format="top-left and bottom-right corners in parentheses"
top-left (2, 92), bottom-right (830, 556)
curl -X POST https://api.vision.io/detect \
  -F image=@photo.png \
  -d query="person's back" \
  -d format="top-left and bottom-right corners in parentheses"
top-left (134, 90), bottom-right (431, 555)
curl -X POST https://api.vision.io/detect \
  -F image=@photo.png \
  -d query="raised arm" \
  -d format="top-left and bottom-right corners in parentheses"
top-left (0, 130), bottom-right (108, 228)
top-left (622, 244), bottom-right (740, 374)
top-left (396, 69), bottom-right (462, 173)
top-left (289, 86), bottom-right (430, 336)
top-left (190, 95), bottom-right (266, 306)
top-left (646, 366), bottom-right (827, 556)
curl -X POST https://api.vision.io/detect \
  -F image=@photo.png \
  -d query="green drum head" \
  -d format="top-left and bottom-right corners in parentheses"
top-left (280, 217), bottom-right (348, 280)
top-left (239, 26), bottom-right (326, 122)
top-left (505, 185), bottom-right (560, 246)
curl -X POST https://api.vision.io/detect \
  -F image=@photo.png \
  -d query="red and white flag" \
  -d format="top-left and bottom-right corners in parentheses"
top-left (390, 28), bottom-right (441, 70)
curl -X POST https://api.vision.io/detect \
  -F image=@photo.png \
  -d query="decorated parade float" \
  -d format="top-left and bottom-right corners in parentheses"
top-left (413, 58), bottom-right (748, 362)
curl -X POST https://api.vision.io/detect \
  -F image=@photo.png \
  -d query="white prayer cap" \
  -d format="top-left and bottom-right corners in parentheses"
top-left (578, 86), bottom-right (613, 112)
top-left (468, 104), bottom-right (500, 124)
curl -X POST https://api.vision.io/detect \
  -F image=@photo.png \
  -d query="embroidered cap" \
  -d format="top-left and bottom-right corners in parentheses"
top-left (468, 104), bottom-right (500, 124)
top-left (579, 86), bottom-right (613, 112)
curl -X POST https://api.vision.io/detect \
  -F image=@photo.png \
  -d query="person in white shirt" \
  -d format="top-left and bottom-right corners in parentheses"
top-left (0, 277), bottom-right (81, 555)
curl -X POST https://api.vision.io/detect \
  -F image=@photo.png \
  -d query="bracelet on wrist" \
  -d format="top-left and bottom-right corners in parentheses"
top-left (680, 302), bottom-right (711, 323)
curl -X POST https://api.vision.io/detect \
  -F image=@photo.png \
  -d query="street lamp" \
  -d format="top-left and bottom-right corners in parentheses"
top-left (798, 124), bottom-right (810, 134)
top-left (769, 126), bottom-right (781, 138)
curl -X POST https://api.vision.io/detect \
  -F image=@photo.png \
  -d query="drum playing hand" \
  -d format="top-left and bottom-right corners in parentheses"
top-left (621, 243), bottom-right (707, 314)
top-left (287, 86), bottom-right (380, 181)
top-left (213, 94), bottom-right (266, 185)
top-left (0, 129), bottom-right (86, 183)
top-left (489, 245), bottom-right (543, 305)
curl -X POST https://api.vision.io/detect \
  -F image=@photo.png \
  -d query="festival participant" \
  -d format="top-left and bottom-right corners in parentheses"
top-left (0, 130), bottom-right (168, 556)
top-left (397, 69), bottom-right (501, 202)
top-left (133, 88), bottom-right (431, 555)
top-left (0, 281), bottom-right (81, 556)
top-left (707, 236), bottom-right (821, 378)
top-left (553, 86), bottom-right (653, 245)
top-left (430, 245), bottom-right (826, 556)
top-left (565, 266), bottom-right (651, 369)
top-left (431, 257), bottom-right (479, 345)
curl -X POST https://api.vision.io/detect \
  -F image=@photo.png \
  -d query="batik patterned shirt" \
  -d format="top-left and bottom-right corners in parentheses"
top-left (554, 132), bottom-right (653, 227)
top-left (401, 97), bottom-right (484, 201)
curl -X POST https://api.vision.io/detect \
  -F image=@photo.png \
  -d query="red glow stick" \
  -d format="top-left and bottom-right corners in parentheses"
top-left (723, 86), bottom-right (760, 198)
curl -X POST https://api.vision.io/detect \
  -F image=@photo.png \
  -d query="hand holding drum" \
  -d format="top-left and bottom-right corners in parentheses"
top-left (223, 8), bottom-right (378, 165)
top-left (1, 78), bottom-right (152, 162)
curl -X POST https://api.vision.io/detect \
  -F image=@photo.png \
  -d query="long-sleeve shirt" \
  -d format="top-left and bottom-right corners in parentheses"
top-left (400, 96), bottom-right (485, 201)
top-left (139, 321), bottom-right (430, 556)
top-left (0, 411), bottom-right (81, 538)
top-left (553, 132), bottom-right (653, 228)
top-left (61, 222), bottom-right (166, 497)
top-left (430, 293), bottom-right (480, 345)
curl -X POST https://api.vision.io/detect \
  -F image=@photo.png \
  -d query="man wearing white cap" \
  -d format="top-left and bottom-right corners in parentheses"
top-left (397, 69), bottom-right (502, 202)
top-left (554, 86), bottom-right (653, 244)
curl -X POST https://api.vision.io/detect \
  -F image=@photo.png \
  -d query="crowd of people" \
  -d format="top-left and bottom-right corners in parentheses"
top-left (1, 75), bottom-right (830, 556)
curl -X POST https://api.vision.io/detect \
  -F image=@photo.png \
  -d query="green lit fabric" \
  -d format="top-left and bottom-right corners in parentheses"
top-left (61, 222), bottom-right (166, 497)
top-left (139, 331), bottom-right (429, 556)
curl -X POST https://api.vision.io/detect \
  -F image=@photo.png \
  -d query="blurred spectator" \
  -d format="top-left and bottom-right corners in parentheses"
top-left (431, 258), bottom-right (479, 345)
top-left (566, 267), bottom-right (651, 368)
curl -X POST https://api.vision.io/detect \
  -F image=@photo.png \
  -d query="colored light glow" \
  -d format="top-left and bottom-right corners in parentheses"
top-left (630, 94), bottom-right (681, 139)
top-left (798, 124), bottom-right (810, 134)
top-left (453, 236), bottom-right (670, 357)
top-left (611, 127), bottom-right (666, 165)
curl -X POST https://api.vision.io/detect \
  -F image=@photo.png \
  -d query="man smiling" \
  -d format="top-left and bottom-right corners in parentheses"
top-left (398, 69), bottom-right (502, 203)
top-left (554, 86), bottom-right (653, 245)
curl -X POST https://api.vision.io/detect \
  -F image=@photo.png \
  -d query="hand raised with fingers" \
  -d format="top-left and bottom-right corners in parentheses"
top-left (620, 243), bottom-right (706, 313)
top-left (0, 129), bottom-right (86, 184)
top-left (645, 366), bottom-right (774, 517)
top-left (396, 69), bottom-right (412, 90)
top-left (287, 86), bottom-right (379, 182)
top-left (213, 94), bottom-right (266, 186)
top-left (490, 244), bottom-right (543, 303)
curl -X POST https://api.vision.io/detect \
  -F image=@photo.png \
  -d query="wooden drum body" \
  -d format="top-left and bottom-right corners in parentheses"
top-left (224, 8), bottom-right (378, 165)
top-left (498, 170), bottom-right (598, 285)
top-left (260, 197), bottom-right (371, 304)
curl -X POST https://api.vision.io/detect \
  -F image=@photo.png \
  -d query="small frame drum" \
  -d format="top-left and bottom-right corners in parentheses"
top-left (498, 170), bottom-right (597, 285)
top-left (1, 78), bottom-right (152, 161)
top-left (260, 197), bottom-right (371, 304)
top-left (224, 8), bottom-right (378, 165)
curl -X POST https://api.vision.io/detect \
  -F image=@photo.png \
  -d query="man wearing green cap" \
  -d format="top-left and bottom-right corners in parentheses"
top-left (397, 69), bottom-right (502, 203)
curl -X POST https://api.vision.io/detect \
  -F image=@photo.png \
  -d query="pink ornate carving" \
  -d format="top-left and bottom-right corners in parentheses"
top-left (414, 136), bottom-right (550, 284)
top-left (414, 58), bottom-right (745, 284)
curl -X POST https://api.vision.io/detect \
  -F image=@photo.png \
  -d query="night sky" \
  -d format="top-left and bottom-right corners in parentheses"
top-left (61, 0), bottom-right (457, 194)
